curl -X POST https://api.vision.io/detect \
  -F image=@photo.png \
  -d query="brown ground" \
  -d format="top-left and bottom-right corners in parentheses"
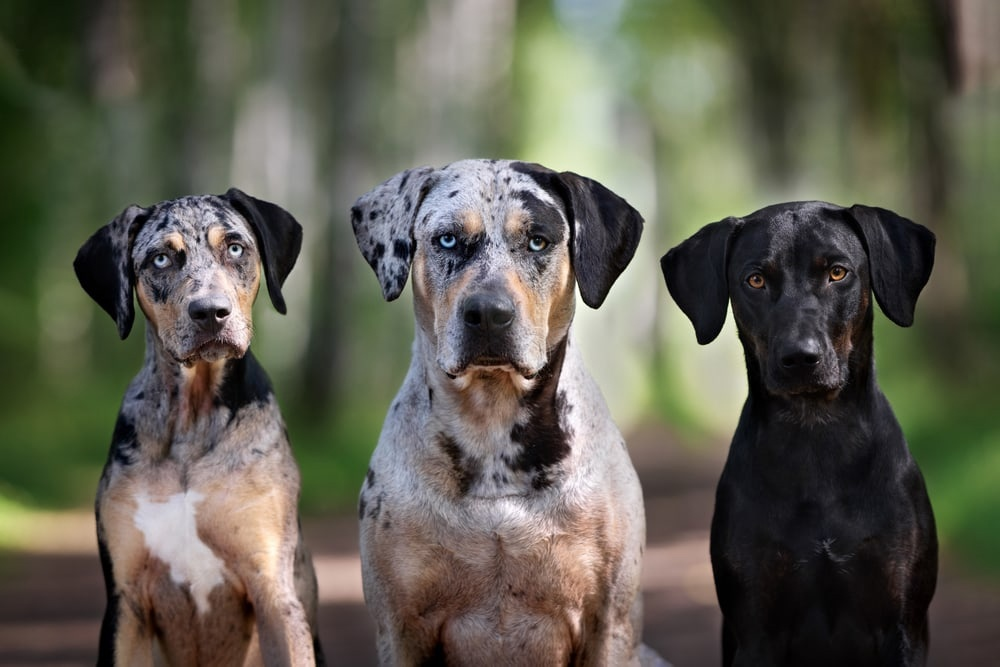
top-left (1, 424), bottom-right (998, 666)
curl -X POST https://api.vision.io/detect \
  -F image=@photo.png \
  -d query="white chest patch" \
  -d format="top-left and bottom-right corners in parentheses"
top-left (133, 491), bottom-right (227, 615)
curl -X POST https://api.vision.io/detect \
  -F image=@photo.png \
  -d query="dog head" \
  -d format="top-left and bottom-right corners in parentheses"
top-left (74, 189), bottom-right (302, 365)
top-left (661, 201), bottom-right (935, 397)
top-left (351, 159), bottom-right (643, 380)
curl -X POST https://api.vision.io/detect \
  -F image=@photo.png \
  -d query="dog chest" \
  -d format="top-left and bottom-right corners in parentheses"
top-left (714, 483), bottom-right (918, 623)
top-left (99, 475), bottom-right (292, 664)
top-left (132, 490), bottom-right (231, 614)
top-left (100, 470), bottom-right (281, 616)
top-left (366, 494), bottom-right (616, 651)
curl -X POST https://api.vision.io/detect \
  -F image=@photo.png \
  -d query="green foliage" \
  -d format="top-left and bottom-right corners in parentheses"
top-left (876, 317), bottom-right (1000, 578)
top-left (910, 410), bottom-right (1000, 577)
top-left (0, 381), bottom-right (118, 509)
top-left (286, 403), bottom-right (385, 516)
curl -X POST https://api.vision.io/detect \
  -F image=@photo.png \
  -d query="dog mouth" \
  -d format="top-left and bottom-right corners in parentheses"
top-left (779, 383), bottom-right (843, 400)
top-left (444, 355), bottom-right (540, 380)
top-left (766, 368), bottom-right (845, 399)
top-left (437, 311), bottom-right (548, 381)
top-left (178, 336), bottom-right (247, 366)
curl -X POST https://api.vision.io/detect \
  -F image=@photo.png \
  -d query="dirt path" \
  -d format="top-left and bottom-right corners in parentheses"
top-left (1, 425), bottom-right (998, 666)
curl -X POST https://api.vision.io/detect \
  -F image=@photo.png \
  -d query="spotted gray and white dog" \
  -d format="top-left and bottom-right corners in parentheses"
top-left (74, 189), bottom-right (322, 666)
top-left (351, 159), bottom-right (666, 665)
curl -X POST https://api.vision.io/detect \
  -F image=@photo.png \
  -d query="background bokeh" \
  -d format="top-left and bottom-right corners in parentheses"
top-left (1, 0), bottom-right (998, 585)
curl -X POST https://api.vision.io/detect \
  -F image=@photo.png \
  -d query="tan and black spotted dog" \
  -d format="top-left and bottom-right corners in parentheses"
top-left (351, 159), bottom-right (668, 666)
top-left (74, 189), bottom-right (323, 666)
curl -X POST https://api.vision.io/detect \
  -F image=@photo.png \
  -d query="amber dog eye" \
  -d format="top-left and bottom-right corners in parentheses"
top-left (747, 273), bottom-right (765, 289)
top-left (829, 266), bottom-right (848, 282)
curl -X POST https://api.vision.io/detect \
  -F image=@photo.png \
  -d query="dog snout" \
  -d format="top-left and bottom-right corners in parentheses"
top-left (779, 337), bottom-right (822, 371)
top-left (188, 295), bottom-right (233, 333)
top-left (462, 292), bottom-right (515, 333)
top-left (768, 330), bottom-right (847, 395)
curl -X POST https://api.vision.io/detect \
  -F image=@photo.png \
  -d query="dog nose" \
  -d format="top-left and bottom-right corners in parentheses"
top-left (779, 338), bottom-right (822, 369)
top-left (462, 293), bottom-right (515, 332)
top-left (188, 296), bottom-right (232, 332)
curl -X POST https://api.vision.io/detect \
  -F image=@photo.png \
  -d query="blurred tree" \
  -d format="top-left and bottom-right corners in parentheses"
top-left (0, 0), bottom-right (997, 570)
top-left (298, 0), bottom-right (518, 415)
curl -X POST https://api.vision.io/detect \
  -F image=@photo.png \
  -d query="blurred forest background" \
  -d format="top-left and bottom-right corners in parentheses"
top-left (1, 0), bottom-right (998, 575)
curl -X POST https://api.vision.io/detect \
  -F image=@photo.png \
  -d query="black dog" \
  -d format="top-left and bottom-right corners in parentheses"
top-left (661, 201), bottom-right (938, 666)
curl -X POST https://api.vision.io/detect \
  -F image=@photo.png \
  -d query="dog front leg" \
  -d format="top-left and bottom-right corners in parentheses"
top-left (97, 539), bottom-right (154, 667)
top-left (248, 565), bottom-right (316, 667)
top-left (97, 597), bottom-right (155, 667)
top-left (255, 596), bottom-right (315, 666)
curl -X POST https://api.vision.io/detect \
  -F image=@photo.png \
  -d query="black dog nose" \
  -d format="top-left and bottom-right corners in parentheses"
top-left (462, 293), bottom-right (515, 332)
top-left (188, 296), bottom-right (232, 332)
top-left (779, 338), bottom-right (822, 369)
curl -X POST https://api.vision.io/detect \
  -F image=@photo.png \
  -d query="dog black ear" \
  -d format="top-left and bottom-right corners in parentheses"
top-left (847, 205), bottom-right (936, 327)
top-left (223, 188), bottom-right (303, 315)
top-left (661, 217), bottom-right (740, 345)
top-left (513, 163), bottom-right (644, 309)
top-left (74, 204), bottom-right (148, 340)
top-left (559, 172), bottom-right (644, 309)
top-left (350, 166), bottom-right (438, 301)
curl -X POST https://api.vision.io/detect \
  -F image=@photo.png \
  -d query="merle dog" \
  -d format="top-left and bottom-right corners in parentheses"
top-left (351, 159), bottom-right (667, 666)
top-left (75, 190), bottom-right (322, 666)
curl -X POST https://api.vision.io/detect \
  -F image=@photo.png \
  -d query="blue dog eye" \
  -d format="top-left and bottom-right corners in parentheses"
top-left (228, 243), bottom-right (244, 259)
top-left (438, 234), bottom-right (458, 249)
top-left (528, 236), bottom-right (549, 252)
top-left (152, 253), bottom-right (171, 269)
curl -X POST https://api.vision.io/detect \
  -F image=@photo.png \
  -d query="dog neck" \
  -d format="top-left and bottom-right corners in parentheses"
top-left (416, 331), bottom-right (573, 495)
top-left (141, 325), bottom-right (259, 438)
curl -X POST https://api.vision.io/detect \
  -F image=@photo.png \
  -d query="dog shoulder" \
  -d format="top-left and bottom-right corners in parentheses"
top-left (359, 378), bottom-right (430, 515)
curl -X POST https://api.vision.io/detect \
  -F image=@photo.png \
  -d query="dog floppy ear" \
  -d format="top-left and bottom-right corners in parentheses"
top-left (661, 217), bottom-right (740, 345)
top-left (74, 204), bottom-right (149, 340)
top-left (350, 166), bottom-right (438, 301)
top-left (559, 172), bottom-right (644, 309)
top-left (223, 188), bottom-right (303, 315)
top-left (513, 163), bottom-right (644, 309)
top-left (847, 205), bottom-right (935, 327)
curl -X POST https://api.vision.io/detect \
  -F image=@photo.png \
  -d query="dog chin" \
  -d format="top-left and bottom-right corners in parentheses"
top-left (178, 340), bottom-right (247, 367)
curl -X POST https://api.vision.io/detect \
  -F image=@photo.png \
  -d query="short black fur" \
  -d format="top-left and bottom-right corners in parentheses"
top-left (215, 350), bottom-right (275, 419)
top-left (509, 336), bottom-right (572, 490)
top-left (223, 188), bottom-right (303, 315)
top-left (109, 413), bottom-right (139, 467)
top-left (661, 201), bottom-right (938, 667)
top-left (511, 162), bottom-right (643, 309)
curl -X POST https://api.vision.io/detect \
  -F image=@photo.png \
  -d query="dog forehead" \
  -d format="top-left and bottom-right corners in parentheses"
top-left (420, 160), bottom-right (564, 231)
top-left (735, 203), bottom-right (863, 264)
top-left (134, 196), bottom-right (252, 255)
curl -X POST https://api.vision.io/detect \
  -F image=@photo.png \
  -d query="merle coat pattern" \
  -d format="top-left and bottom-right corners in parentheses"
top-left (351, 159), bottom-right (667, 666)
top-left (74, 190), bottom-right (322, 666)
top-left (661, 201), bottom-right (938, 667)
